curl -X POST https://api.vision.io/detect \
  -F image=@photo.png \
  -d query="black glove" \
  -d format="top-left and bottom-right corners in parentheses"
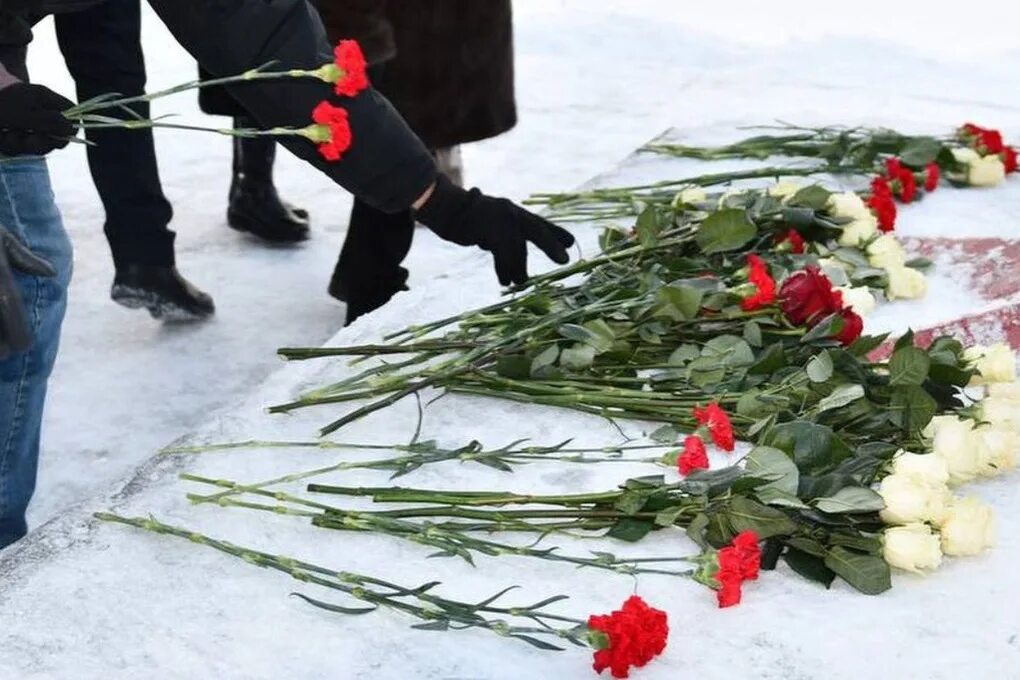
top-left (0, 83), bottom-right (77, 156)
top-left (0, 224), bottom-right (56, 360)
top-left (415, 174), bottom-right (575, 286)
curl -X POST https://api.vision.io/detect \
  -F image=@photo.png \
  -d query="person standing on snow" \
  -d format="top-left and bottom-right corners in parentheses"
top-left (0, 0), bottom-right (574, 549)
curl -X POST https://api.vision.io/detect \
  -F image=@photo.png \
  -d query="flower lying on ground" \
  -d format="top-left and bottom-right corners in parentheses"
top-left (588, 596), bottom-right (669, 679)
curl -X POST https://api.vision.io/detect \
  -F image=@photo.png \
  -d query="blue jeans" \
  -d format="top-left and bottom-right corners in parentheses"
top-left (0, 157), bottom-right (72, 549)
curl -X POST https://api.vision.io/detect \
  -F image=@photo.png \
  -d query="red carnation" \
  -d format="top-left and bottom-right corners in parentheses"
top-left (740, 254), bottom-right (777, 311)
top-left (779, 266), bottom-right (843, 327)
top-left (588, 595), bottom-right (669, 679)
top-left (835, 308), bottom-right (864, 346)
top-left (885, 157), bottom-right (904, 177)
top-left (960, 122), bottom-right (983, 137)
top-left (678, 435), bottom-right (709, 476)
top-left (867, 177), bottom-right (897, 232)
top-left (715, 548), bottom-right (744, 608)
top-left (731, 530), bottom-right (762, 581)
top-left (775, 228), bottom-right (806, 254)
top-left (693, 402), bottom-right (735, 452)
top-left (1003, 147), bottom-right (1018, 174)
top-left (924, 162), bottom-right (940, 191)
top-left (884, 158), bottom-right (917, 203)
top-left (311, 101), bottom-right (353, 161)
top-left (333, 40), bottom-right (370, 97)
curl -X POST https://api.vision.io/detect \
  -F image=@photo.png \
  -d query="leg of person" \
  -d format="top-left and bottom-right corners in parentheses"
top-left (328, 198), bottom-right (414, 324)
top-left (226, 115), bottom-right (311, 243)
top-left (0, 157), bottom-right (73, 549)
top-left (54, 0), bottom-right (214, 321)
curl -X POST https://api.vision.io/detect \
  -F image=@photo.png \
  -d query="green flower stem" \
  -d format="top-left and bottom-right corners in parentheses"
top-left (94, 513), bottom-right (589, 648)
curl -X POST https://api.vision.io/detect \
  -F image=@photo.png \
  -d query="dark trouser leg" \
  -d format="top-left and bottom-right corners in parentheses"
top-left (329, 199), bottom-right (414, 323)
top-left (54, 0), bottom-right (175, 269)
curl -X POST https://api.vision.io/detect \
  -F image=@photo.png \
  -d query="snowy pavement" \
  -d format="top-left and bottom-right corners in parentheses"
top-left (3, 1), bottom-right (1020, 678)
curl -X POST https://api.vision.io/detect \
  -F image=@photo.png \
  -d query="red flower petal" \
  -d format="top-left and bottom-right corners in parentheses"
top-left (678, 435), bottom-right (709, 475)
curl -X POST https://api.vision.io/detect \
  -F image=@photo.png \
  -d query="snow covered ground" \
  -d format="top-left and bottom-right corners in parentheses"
top-left (3, 1), bottom-right (1020, 678)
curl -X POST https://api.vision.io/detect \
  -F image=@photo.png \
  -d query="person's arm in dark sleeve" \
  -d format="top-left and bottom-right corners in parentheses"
top-left (145, 0), bottom-right (435, 214)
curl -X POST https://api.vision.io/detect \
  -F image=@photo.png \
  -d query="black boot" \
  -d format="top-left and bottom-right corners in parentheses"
top-left (111, 265), bottom-right (215, 321)
top-left (329, 200), bottom-right (415, 324)
top-left (227, 117), bottom-right (310, 244)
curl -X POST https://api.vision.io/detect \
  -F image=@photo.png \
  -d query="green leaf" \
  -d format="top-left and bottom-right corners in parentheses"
top-left (899, 136), bottom-right (941, 167)
top-left (495, 355), bottom-right (530, 379)
top-left (791, 185), bottom-right (832, 210)
top-left (686, 513), bottom-right (710, 549)
top-left (635, 204), bottom-right (663, 246)
top-left (696, 208), bottom-right (757, 254)
top-left (686, 357), bottom-right (726, 387)
top-left (606, 518), bottom-right (655, 542)
top-left (888, 346), bottom-right (930, 386)
top-left (559, 343), bottom-right (596, 370)
top-left (762, 421), bottom-right (853, 475)
top-left (599, 226), bottom-right (628, 251)
top-left (890, 385), bottom-right (937, 432)
top-left (801, 314), bottom-right (842, 344)
top-left (743, 321), bottom-right (763, 348)
top-left (745, 446), bottom-right (799, 495)
top-left (654, 505), bottom-right (686, 527)
top-left (703, 335), bottom-right (755, 367)
top-left (824, 547), bottom-right (891, 595)
top-left (614, 490), bottom-right (652, 516)
top-left (848, 333), bottom-right (888, 357)
top-left (817, 384), bottom-right (865, 413)
top-left (894, 329), bottom-right (915, 352)
top-left (530, 345), bottom-right (560, 376)
top-left (755, 487), bottom-right (809, 509)
top-left (649, 424), bottom-right (679, 444)
top-left (806, 351), bottom-right (834, 383)
top-left (786, 536), bottom-right (827, 557)
top-left (725, 496), bottom-right (798, 539)
top-left (812, 486), bottom-right (885, 514)
top-left (749, 343), bottom-right (788, 375)
top-left (784, 549), bottom-right (836, 588)
top-left (654, 285), bottom-right (705, 321)
top-left (668, 344), bottom-right (701, 365)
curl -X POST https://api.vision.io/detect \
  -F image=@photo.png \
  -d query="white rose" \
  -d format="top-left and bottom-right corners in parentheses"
top-left (867, 234), bottom-right (907, 269)
top-left (931, 417), bottom-right (986, 485)
top-left (836, 286), bottom-right (877, 316)
top-left (967, 155), bottom-right (1006, 187)
top-left (977, 427), bottom-right (1018, 475)
top-left (890, 450), bottom-right (950, 487)
top-left (988, 382), bottom-right (1020, 400)
top-left (768, 180), bottom-right (803, 201)
top-left (939, 496), bottom-right (996, 556)
top-left (980, 396), bottom-right (1020, 430)
top-left (827, 191), bottom-right (872, 220)
top-left (923, 414), bottom-right (968, 439)
top-left (951, 147), bottom-right (981, 164)
top-left (671, 186), bottom-right (707, 208)
top-left (883, 523), bottom-right (943, 574)
top-left (885, 266), bottom-right (928, 301)
top-left (837, 215), bottom-right (880, 247)
top-left (964, 343), bottom-right (1016, 384)
top-left (878, 473), bottom-right (952, 525)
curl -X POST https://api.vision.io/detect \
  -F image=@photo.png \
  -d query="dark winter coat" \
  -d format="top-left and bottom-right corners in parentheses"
top-left (199, 0), bottom-right (395, 116)
top-left (370, 0), bottom-right (516, 149)
top-left (0, 0), bottom-right (101, 79)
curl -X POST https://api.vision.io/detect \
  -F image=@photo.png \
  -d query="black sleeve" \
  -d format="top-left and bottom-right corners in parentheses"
top-left (145, 0), bottom-right (436, 213)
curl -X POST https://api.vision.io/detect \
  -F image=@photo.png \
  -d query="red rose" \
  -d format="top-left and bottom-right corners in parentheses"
top-left (1003, 147), bottom-right (1018, 174)
top-left (333, 40), bottom-right (370, 97)
top-left (311, 101), bottom-right (352, 161)
top-left (678, 435), bottom-right (709, 475)
top-left (924, 162), bottom-right (940, 191)
top-left (779, 266), bottom-right (842, 326)
top-left (740, 254), bottom-right (777, 311)
top-left (588, 595), bottom-right (669, 678)
top-left (835, 308), bottom-right (863, 346)
top-left (693, 402), bottom-right (735, 452)
top-left (731, 530), bottom-right (762, 580)
top-left (980, 129), bottom-right (1005, 155)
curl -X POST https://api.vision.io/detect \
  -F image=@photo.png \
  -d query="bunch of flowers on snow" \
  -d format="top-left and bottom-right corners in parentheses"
top-left (954, 122), bottom-right (1017, 181)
